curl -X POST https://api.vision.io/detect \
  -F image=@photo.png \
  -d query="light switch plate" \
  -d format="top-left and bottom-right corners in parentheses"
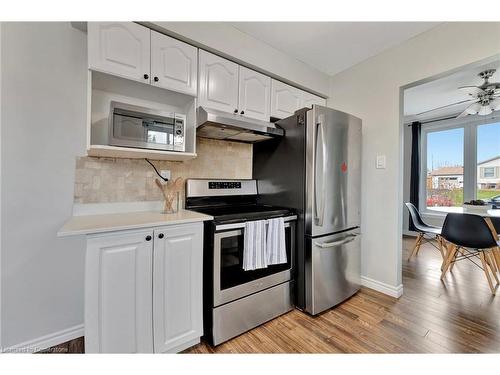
top-left (376, 155), bottom-right (386, 169)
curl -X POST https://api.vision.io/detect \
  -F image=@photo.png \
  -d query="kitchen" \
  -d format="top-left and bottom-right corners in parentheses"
top-left (50, 21), bottom-right (360, 353)
top-left (1, 6), bottom-right (500, 373)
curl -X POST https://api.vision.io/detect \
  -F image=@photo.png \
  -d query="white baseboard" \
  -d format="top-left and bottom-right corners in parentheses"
top-left (1, 324), bottom-right (84, 353)
top-left (361, 276), bottom-right (404, 298)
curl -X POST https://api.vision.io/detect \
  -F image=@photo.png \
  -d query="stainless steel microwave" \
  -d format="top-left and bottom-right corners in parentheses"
top-left (108, 101), bottom-right (186, 152)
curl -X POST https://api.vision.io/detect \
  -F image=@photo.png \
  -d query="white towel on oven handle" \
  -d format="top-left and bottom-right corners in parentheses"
top-left (266, 217), bottom-right (287, 265)
top-left (243, 220), bottom-right (268, 271)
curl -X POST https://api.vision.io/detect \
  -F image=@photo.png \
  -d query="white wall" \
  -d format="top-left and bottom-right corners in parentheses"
top-left (328, 22), bottom-right (500, 291)
top-left (1, 23), bottom-right (87, 349)
top-left (147, 22), bottom-right (330, 97)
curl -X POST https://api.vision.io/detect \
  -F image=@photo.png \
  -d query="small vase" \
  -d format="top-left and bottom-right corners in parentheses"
top-left (163, 191), bottom-right (179, 214)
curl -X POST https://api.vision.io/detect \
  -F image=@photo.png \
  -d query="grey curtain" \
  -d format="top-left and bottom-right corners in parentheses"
top-left (409, 121), bottom-right (421, 231)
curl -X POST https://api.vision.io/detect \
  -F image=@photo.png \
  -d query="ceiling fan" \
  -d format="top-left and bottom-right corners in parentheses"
top-left (416, 69), bottom-right (500, 118)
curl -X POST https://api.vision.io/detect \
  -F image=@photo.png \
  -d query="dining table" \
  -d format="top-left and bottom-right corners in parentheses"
top-left (428, 206), bottom-right (500, 218)
top-left (428, 206), bottom-right (500, 238)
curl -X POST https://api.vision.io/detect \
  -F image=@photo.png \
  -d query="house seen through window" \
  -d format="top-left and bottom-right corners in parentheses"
top-left (423, 121), bottom-right (500, 211)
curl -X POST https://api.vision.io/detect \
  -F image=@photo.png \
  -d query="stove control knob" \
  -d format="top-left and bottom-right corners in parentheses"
top-left (158, 233), bottom-right (164, 239)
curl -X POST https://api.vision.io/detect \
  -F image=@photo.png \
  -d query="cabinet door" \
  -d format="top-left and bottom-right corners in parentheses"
top-left (270, 79), bottom-right (303, 119)
top-left (88, 22), bottom-right (151, 84)
top-left (153, 223), bottom-right (203, 353)
top-left (198, 50), bottom-right (239, 113)
top-left (85, 229), bottom-right (154, 353)
top-left (238, 66), bottom-right (271, 121)
top-left (151, 31), bottom-right (198, 96)
top-left (302, 92), bottom-right (327, 109)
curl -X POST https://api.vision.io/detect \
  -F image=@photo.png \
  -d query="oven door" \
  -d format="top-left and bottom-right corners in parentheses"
top-left (110, 113), bottom-right (176, 151)
top-left (213, 218), bottom-right (295, 307)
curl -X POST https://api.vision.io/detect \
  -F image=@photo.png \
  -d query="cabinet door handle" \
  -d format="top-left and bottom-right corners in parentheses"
top-left (234, 109), bottom-right (238, 114)
top-left (240, 110), bottom-right (245, 115)
top-left (143, 74), bottom-right (149, 80)
top-left (145, 235), bottom-right (152, 241)
top-left (154, 76), bottom-right (159, 82)
top-left (158, 233), bottom-right (164, 239)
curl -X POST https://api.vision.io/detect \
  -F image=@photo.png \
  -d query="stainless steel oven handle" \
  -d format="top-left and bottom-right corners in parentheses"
top-left (315, 234), bottom-right (358, 248)
top-left (215, 215), bottom-right (297, 231)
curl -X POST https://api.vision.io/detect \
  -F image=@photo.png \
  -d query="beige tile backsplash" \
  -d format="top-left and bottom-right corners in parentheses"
top-left (74, 138), bottom-right (252, 204)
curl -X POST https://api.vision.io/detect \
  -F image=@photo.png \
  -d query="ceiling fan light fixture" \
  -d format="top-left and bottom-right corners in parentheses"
top-left (478, 104), bottom-right (493, 116)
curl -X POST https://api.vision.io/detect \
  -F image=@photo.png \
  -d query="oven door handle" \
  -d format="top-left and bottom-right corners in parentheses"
top-left (215, 215), bottom-right (297, 232)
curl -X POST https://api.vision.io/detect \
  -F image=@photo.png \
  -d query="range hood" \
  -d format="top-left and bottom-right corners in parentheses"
top-left (197, 107), bottom-right (284, 143)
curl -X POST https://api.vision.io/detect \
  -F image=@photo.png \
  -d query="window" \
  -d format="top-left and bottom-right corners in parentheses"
top-left (483, 167), bottom-right (495, 178)
top-left (423, 128), bottom-right (464, 209)
top-left (477, 122), bottom-right (500, 202)
top-left (420, 118), bottom-right (500, 212)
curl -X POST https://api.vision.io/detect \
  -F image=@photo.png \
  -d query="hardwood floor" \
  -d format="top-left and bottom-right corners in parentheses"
top-left (37, 337), bottom-right (84, 354)
top-left (185, 236), bottom-right (500, 353)
top-left (44, 236), bottom-right (500, 353)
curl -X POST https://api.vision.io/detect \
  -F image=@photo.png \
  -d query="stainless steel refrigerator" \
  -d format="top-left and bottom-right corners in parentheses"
top-left (253, 105), bottom-right (362, 315)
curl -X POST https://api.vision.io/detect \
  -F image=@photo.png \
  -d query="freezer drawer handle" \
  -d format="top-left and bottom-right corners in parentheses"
top-left (315, 234), bottom-right (357, 248)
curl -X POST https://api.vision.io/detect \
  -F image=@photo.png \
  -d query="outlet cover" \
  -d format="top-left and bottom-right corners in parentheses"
top-left (160, 170), bottom-right (171, 180)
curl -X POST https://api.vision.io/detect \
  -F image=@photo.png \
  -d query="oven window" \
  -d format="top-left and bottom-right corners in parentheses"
top-left (219, 226), bottom-right (292, 290)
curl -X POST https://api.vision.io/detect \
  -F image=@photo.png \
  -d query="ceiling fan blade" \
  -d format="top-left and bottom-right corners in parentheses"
top-left (490, 98), bottom-right (500, 111)
top-left (415, 98), bottom-right (477, 116)
top-left (456, 102), bottom-right (483, 118)
top-left (458, 86), bottom-right (486, 97)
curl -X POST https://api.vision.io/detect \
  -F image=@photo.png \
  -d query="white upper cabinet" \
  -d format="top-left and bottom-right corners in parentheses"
top-left (85, 229), bottom-right (154, 353)
top-left (302, 92), bottom-right (327, 109)
top-left (270, 79), bottom-right (303, 119)
top-left (238, 66), bottom-right (271, 121)
top-left (153, 223), bottom-right (203, 353)
top-left (150, 31), bottom-right (198, 96)
top-left (271, 79), bottom-right (327, 119)
top-left (88, 22), bottom-right (151, 84)
top-left (198, 50), bottom-right (239, 113)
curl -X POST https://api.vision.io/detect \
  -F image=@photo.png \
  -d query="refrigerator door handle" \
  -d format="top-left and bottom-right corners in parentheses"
top-left (315, 234), bottom-right (357, 248)
top-left (314, 115), bottom-right (327, 226)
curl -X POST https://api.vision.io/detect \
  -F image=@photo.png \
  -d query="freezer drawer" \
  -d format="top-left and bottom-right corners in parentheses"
top-left (305, 229), bottom-right (361, 315)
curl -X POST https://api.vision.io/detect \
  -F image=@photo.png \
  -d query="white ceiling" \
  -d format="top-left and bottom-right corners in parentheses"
top-left (230, 22), bottom-right (440, 76)
top-left (404, 59), bottom-right (500, 121)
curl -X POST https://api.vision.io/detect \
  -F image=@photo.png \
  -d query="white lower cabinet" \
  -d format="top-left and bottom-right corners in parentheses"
top-left (85, 222), bottom-right (203, 353)
top-left (85, 229), bottom-right (154, 353)
top-left (153, 224), bottom-right (203, 353)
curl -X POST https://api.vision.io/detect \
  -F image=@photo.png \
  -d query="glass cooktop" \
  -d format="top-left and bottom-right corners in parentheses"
top-left (191, 204), bottom-right (294, 224)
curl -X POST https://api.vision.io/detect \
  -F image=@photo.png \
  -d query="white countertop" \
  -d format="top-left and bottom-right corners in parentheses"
top-left (58, 209), bottom-right (213, 237)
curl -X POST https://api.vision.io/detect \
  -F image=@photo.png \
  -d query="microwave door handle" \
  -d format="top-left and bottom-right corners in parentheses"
top-left (315, 234), bottom-right (357, 248)
top-left (314, 115), bottom-right (327, 227)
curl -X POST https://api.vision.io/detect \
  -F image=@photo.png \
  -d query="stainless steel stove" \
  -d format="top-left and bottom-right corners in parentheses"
top-left (185, 179), bottom-right (297, 346)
